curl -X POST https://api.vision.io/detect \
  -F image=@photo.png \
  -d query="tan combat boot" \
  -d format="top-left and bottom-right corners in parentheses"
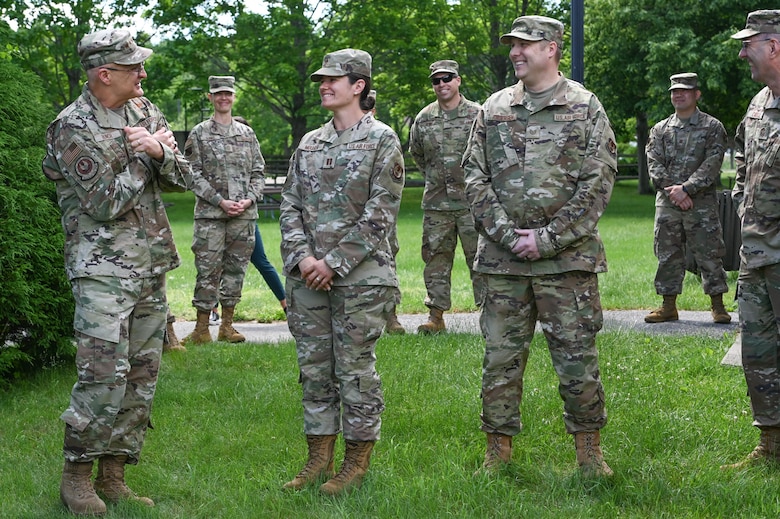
top-left (94, 455), bottom-right (154, 507)
top-left (417, 308), bottom-right (445, 334)
top-left (60, 460), bottom-right (107, 516)
top-left (218, 305), bottom-right (246, 343)
top-left (320, 440), bottom-right (375, 495)
top-left (710, 293), bottom-right (732, 324)
top-left (644, 295), bottom-right (678, 323)
top-left (477, 433), bottom-right (512, 474)
top-left (283, 434), bottom-right (338, 490)
top-left (384, 310), bottom-right (405, 335)
top-left (182, 310), bottom-right (212, 345)
top-left (163, 320), bottom-right (186, 352)
top-left (574, 430), bottom-right (613, 478)
top-left (721, 427), bottom-right (780, 469)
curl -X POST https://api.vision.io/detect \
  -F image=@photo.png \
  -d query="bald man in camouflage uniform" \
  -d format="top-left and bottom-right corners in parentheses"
top-left (183, 75), bottom-right (264, 345)
top-left (722, 9), bottom-right (780, 470)
top-left (463, 15), bottom-right (617, 478)
top-left (281, 49), bottom-right (404, 495)
top-left (645, 72), bottom-right (731, 325)
top-left (409, 59), bottom-right (482, 333)
top-left (42, 29), bottom-right (216, 515)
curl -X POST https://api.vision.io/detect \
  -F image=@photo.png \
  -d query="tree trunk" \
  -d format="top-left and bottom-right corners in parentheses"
top-left (635, 112), bottom-right (653, 195)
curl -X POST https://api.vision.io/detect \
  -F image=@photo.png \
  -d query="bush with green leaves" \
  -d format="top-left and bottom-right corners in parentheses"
top-left (0, 58), bottom-right (75, 386)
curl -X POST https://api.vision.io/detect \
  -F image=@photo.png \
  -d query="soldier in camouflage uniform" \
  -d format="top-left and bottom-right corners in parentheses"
top-left (645, 73), bottom-right (731, 324)
top-left (463, 15), bottom-right (617, 478)
top-left (409, 60), bottom-right (482, 334)
top-left (722, 10), bottom-right (780, 470)
top-left (280, 49), bottom-right (404, 495)
top-left (183, 76), bottom-right (264, 344)
top-left (41, 29), bottom-right (210, 515)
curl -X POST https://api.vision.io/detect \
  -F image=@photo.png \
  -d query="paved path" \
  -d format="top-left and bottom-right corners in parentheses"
top-left (173, 309), bottom-right (738, 345)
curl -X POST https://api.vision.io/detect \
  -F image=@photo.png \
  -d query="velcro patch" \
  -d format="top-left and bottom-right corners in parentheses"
top-left (62, 141), bottom-right (82, 166)
top-left (75, 156), bottom-right (97, 182)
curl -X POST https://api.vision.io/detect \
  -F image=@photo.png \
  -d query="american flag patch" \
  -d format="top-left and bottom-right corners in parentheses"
top-left (62, 141), bottom-right (82, 166)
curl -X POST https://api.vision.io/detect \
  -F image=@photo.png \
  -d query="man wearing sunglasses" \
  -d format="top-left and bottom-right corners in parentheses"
top-left (409, 60), bottom-right (482, 334)
top-left (723, 9), bottom-right (780, 471)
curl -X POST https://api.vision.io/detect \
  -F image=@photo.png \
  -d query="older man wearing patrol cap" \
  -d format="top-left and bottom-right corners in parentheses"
top-left (644, 72), bottom-right (730, 325)
top-left (409, 60), bottom-right (482, 335)
top-left (42, 28), bottom-right (209, 515)
top-left (722, 9), bottom-right (780, 470)
top-left (463, 14), bottom-right (618, 478)
top-left (182, 75), bottom-right (264, 346)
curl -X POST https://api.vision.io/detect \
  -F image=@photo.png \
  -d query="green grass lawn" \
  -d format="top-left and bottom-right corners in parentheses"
top-left (165, 179), bottom-right (739, 322)
top-left (2, 176), bottom-right (759, 518)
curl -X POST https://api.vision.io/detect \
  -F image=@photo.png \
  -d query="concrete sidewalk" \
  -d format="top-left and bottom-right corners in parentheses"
top-left (173, 309), bottom-right (738, 345)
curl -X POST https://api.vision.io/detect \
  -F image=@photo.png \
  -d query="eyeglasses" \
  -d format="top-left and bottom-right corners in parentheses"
top-left (103, 64), bottom-right (146, 75)
top-left (431, 74), bottom-right (456, 86)
top-left (741, 38), bottom-right (772, 50)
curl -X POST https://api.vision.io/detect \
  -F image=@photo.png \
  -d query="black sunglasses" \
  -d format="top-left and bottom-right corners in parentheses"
top-left (431, 74), bottom-right (456, 86)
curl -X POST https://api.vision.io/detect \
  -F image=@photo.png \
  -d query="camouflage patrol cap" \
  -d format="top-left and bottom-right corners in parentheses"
top-left (429, 60), bottom-right (459, 78)
top-left (669, 73), bottom-right (698, 91)
top-left (310, 49), bottom-right (372, 82)
top-left (731, 9), bottom-right (780, 40)
top-left (500, 15), bottom-right (564, 47)
top-left (78, 29), bottom-right (152, 70)
top-left (208, 76), bottom-right (236, 94)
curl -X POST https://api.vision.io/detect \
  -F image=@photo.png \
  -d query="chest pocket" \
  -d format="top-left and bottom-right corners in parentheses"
top-left (485, 117), bottom-right (522, 175)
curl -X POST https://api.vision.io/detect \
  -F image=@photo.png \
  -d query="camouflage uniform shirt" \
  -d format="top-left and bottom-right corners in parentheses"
top-left (647, 108), bottom-right (727, 209)
top-left (42, 84), bottom-right (198, 280)
top-left (463, 76), bottom-right (618, 275)
top-left (185, 118), bottom-right (265, 219)
top-left (409, 94), bottom-right (480, 211)
top-left (733, 87), bottom-right (780, 269)
top-left (280, 113), bottom-right (405, 286)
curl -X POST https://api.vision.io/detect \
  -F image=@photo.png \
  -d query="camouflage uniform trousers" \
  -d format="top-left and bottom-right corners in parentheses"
top-left (286, 278), bottom-right (390, 441)
top-left (653, 204), bottom-right (728, 296)
top-left (738, 263), bottom-right (780, 428)
top-left (421, 208), bottom-right (482, 310)
top-left (191, 217), bottom-right (255, 311)
top-left (62, 275), bottom-right (167, 463)
top-left (479, 272), bottom-right (608, 436)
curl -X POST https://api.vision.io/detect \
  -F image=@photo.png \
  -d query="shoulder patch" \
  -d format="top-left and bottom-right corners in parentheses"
top-left (62, 141), bottom-right (83, 167)
top-left (607, 138), bottom-right (617, 157)
top-left (75, 156), bottom-right (97, 182)
top-left (392, 162), bottom-right (404, 182)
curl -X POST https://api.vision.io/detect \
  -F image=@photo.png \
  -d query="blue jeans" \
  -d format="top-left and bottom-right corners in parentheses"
top-left (251, 224), bottom-right (285, 301)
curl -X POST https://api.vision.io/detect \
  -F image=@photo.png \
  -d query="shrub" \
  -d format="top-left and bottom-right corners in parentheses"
top-left (0, 59), bottom-right (75, 387)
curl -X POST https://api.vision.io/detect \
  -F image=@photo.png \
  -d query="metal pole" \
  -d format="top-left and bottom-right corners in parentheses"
top-left (571, 0), bottom-right (584, 84)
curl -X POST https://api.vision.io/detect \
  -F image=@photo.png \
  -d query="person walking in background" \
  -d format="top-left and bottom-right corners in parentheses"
top-left (42, 28), bottom-right (193, 515)
top-left (409, 59), bottom-right (482, 334)
top-left (722, 9), bottom-right (780, 470)
top-left (280, 49), bottom-right (404, 495)
top-left (364, 89), bottom-right (405, 335)
top-left (182, 76), bottom-right (264, 345)
top-left (644, 72), bottom-right (731, 325)
top-left (463, 15), bottom-right (617, 478)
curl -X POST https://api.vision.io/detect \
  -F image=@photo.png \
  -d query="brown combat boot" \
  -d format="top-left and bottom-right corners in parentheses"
top-left (320, 440), bottom-right (375, 495)
top-left (60, 460), bottom-right (107, 516)
top-left (575, 430), bottom-right (613, 478)
top-left (644, 295), bottom-right (678, 323)
top-left (94, 455), bottom-right (154, 507)
top-left (710, 293), bottom-right (732, 324)
top-left (417, 308), bottom-right (445, 334)
top-left (283, 434), bottom-right (338, 490)
top-left (721, 427), bottom-right (780, 469)
top-left (384, 310), bottom-right (405, 335)
top-left (478, 433), bottom-right (513, 474)
top-left (182, 310), bottom-right (212, 345)
top-left (218, 305), bottom-right (246, 342)
top-left (163, 320), bottom-right (186, 352)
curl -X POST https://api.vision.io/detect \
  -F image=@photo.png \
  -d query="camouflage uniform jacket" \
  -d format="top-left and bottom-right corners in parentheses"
top-left (647, 108), bottom-right (726, 208)
top-left (463, 76), bottom-right (617, 276)
top-left (42, 84), bottom-right (199, 280)
top-left (732, 87), bottom-right (780, 269)
top-left (409, 94), bottom-right (480, 211)
top-left (280, 113), bottom-right (405, 286)
top-left (184, 118), bottom-right (265, 220)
